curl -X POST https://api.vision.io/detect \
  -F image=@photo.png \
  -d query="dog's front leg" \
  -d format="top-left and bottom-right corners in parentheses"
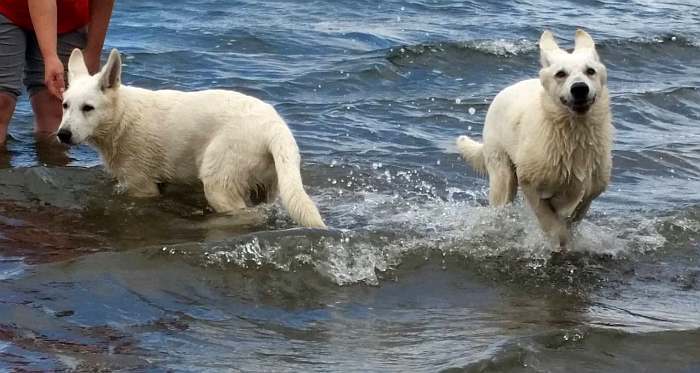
top-left (522, 184), bottom-right (570, 249)
top-left (569, 198), bottom-right (592, 226)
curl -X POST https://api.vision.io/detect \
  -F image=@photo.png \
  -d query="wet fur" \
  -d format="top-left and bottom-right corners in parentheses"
top-left (456, 30), bottom-right (613, 248)
top-left (59, 49), bottom-right (326, 228)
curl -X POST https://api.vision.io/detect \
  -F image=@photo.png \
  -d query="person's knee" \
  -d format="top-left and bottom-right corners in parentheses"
top-left (0, 92), bottom-right (17, 123)
top-left (0, 91), bottom-right (17, 110)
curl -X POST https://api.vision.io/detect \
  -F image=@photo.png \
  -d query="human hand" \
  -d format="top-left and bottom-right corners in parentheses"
top-left (83, 48), bottom-right (101, 74)
top-left (44, 55), bottom-right (65, 99)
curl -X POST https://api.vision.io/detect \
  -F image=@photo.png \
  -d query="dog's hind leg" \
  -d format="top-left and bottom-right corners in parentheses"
top-left (199, 137), bottom-right (250, 213)
top-left (203, 179), bottom-right (270, 226)
top-left (121, 174), bottom-right (160, 198)
top-left (202, 178), bottom-right (247, 212)
top-left (486, 152), bottom-right (517, 207)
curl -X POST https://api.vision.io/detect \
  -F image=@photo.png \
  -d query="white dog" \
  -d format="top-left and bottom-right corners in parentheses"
top-left (456, 30), bottom-right (613, 248)
top-left (58, 48), bottom-right (326, 228)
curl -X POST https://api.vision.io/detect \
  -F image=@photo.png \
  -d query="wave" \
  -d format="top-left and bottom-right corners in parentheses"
top-left (614, 85), bottom-right (699, 99)
top-left (159, 194), bottom-right (680, 287)
top-left (386, 38), bottom-right (537, 62)
top-left (0, 166), bottom-right (695, 288)
top-left (384, 34), bottom-right (699, 64)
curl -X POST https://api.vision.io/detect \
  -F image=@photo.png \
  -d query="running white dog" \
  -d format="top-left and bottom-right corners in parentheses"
top-left (58, 48), bottom-right (326, 228)
top-left (456, 30), bottom-right (613, 248)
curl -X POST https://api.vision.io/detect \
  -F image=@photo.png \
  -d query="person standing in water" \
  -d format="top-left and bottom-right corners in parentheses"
top-left (0, 0), bottom-right (115, 154)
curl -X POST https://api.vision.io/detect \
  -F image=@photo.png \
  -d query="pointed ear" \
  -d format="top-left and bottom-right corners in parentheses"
top-left (539, 30), bottom-right (560, 52)
top-left (574, 29), bottom-right (595, 51)
top-left (539, 30), bottom-right (560, 67)
top-left (574, 29), bottom-right (599, 61)
top-left (100, 49), bottom-right (122, 91)
top-left (68, 48), bottom-right (89, 84)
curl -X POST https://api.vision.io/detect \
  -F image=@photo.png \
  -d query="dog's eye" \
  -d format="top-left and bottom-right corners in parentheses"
top-left (555, 70), bottom-right (568, 79)
top-left (82, 104), bottom-right (94, 112)
top-left (585, 67), bottom-right (596, 76)
top-left (62, 102), bottom-right (68, 109)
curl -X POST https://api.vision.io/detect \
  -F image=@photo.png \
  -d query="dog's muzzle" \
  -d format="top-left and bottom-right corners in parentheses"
top-left (568, 82), bottom-right (595, 114)
top-left (570, 96), bottom-right (596, 114)
top-left (57, 129), bottom-right (73, 144)
top-left (561, 96), bottom-right (596, 114)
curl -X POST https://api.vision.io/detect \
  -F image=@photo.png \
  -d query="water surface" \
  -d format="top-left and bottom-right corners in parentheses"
top-left (1, 0), bottom-right (699, 371)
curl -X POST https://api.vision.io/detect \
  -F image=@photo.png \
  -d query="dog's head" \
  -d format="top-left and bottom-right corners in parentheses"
top-left (57, 48), bottom-right (122, 145)
top-left (538, 29), bottom-right (607, 115)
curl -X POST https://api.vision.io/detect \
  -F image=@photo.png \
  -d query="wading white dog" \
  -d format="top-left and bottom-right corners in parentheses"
top-left (456, 30), bottom-right (613, 248)
top-left (58, 48), bottom-right (326, 228)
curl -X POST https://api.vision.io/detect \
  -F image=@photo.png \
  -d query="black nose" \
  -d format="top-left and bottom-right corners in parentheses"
top-left (570, 82), bottom-right (590, 101)
top-left (57, 129), bottom-right (72, 144)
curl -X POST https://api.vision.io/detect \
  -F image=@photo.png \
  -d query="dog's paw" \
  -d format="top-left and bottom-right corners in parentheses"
top-left (551, 226), bottom-right (571, 252)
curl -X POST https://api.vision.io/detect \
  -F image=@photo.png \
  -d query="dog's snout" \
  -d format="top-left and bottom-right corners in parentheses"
top-left (570, 82), bottom-right (590, 101)
top-left (57, 129), bottom-right (72, 144)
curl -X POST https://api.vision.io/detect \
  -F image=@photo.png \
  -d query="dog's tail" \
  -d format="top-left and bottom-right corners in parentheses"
top-left (456, 135), bottom-right (486, 174)
top-left (268, 129), bottom-right (327, 229)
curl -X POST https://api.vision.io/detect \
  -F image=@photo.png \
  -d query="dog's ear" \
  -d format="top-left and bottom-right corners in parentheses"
top-left (68, 48), bottom-right (89, 84)
top-left (574, 29), bottom-right (599, 61)
top-left (539, 30), bottom-right (560, 67)
top-left (574, 29), bottom-right (595, 50)
top-left (100, 49), bottom-right (122, 91)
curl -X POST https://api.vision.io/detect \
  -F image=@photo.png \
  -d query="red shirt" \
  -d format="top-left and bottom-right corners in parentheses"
top-left (0, 0), bottom-right (89, 34)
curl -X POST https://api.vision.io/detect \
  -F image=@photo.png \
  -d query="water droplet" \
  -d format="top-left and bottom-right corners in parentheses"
top-left (455, 98), bottom-right (462, 104)
top-left (468, 107), bottom-right (476, 115)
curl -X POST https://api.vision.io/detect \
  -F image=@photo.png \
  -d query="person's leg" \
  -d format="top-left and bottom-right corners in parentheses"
top-left (28, 89), bottom-right (62, 139)
top-left (25, 28), bottom-right (87, 139)
top-left (0, 93), bottom-right (15, 168)
top-left (0, 14), bottom-right (27, 144)
top-left (0, 94), bottom-right (16, 142)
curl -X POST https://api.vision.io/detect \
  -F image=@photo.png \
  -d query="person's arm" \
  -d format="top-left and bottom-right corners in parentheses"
top-left (27, 0), bottom-right (64, 99)
top-left (83, 0), bottom-right (115, 74)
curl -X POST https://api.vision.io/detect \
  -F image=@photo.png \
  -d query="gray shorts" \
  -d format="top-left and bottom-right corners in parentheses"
top-left (0, 13), bottom-right (86, 98)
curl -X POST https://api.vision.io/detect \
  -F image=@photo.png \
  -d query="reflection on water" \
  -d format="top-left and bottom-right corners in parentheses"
top-left (0, 138), bottom-right (71, 169)
top-left (34, 139), bottom-right (71, 167)
top-left (0, 144), bottom-right (10, 169)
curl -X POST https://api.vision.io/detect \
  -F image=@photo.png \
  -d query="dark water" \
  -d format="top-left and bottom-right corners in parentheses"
top-left (2, 0), bottom-right (700, 371)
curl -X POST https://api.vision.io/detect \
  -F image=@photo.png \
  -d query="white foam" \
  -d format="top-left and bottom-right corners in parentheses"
top-left (187, 183), bottom-right (672, 286)
top-left (467, 38), bottom-right (537, 57)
